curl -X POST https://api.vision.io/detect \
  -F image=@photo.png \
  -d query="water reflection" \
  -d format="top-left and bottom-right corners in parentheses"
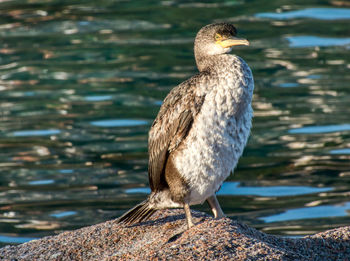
top-left (330, 148), bottom-right (350, 154)
top-left (0, 19), bottom-right (170, 37)
top-left (262, 202), bottom-right (350, 223)
top-left (90, 119), bottom-right (149, 127)
top-left (28, 180), bottom-right (55, 185)
top-left (84, 95), bottom-right (113, 102)
top-left (286, 36), bottom-right (350, 48)
top-left (125, 182), bottom-right (333, 197)
top-left (279, 82), bottom-right (299, 88)
top-left (10, 129), bottom-right (61, 137)
top-left (50, 211), bottom-right (77, 218)
top-left (289, 124), bottom-right (350, 134)
top-left (0, 235), bottom-right (38, 244)
top-left (256, 7), bottom-right (350, 20)
top-left (218, 183), bottom-right (332, 197)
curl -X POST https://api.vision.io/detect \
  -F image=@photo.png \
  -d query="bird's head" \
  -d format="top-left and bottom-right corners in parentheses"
top-left (194, 23), bottom-right (249, 70)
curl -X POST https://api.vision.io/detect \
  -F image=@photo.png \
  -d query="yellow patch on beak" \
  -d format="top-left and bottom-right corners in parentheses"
top-left (217, 37), bottom-right (249, 48)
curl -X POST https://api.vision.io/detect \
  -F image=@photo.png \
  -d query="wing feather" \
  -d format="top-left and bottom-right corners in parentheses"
top-left (148, 74), bottom-right (207, 191)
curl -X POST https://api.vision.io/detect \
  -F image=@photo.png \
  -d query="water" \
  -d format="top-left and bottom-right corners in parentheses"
top-left (256, 7), bottom-right (350, 20)
top-left (0, 0), bottom-right (349, 246)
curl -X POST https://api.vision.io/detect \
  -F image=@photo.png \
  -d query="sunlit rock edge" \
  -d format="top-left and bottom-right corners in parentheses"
top-left (0, 209), bottom-right (349, 260)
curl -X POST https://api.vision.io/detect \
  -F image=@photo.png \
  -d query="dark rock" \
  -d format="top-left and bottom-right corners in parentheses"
top-left (1, 209), bottom-right (349, 260)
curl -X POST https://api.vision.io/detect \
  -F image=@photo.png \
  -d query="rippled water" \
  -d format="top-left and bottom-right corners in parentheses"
top-left (0, 0), bottom-right (350, 246)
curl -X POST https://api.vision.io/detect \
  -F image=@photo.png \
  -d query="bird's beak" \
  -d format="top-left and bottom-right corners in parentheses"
top-left (218, 37), bottom-right (250, 48)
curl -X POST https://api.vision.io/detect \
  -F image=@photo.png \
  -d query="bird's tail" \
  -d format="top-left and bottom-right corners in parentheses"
top-left (117, 200), bottom-right (157, 225)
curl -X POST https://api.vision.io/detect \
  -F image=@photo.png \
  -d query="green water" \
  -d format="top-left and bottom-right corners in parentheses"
top-left (0, 0), bottom-right (350, 246)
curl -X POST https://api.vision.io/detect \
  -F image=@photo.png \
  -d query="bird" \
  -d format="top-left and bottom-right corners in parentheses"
top-left (118, 23), bottom-right (254, 229)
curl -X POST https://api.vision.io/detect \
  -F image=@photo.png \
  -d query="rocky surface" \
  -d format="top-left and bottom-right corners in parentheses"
top-left (1, 209), bottom-right (349, 260)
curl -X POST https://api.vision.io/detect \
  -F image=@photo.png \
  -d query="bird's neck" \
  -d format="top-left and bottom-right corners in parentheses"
top-left (195, 55), bottom-right (214, 72)
top-left (195, 54), bottom-right (228, 72)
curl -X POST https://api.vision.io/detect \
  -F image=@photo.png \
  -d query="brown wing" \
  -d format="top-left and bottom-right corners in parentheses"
top-left (148, 74), bottom-right (207, 191)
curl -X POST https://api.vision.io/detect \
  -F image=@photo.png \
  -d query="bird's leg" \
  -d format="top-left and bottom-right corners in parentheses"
top-left (206, 194), bottom-right (225, 218)
top-left (184, 203), bottom-right (194, 229)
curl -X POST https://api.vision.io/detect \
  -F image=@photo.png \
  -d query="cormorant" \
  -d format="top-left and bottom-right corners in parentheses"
top-left (118, 23), bottom-right (254, 229)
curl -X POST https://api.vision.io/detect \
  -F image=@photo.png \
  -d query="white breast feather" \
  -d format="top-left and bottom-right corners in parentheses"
top-left (173, 55), bottom-right (254, 205)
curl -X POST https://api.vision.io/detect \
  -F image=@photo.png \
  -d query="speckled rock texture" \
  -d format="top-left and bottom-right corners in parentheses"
top-left (1, 209), bottom-right (349, 260)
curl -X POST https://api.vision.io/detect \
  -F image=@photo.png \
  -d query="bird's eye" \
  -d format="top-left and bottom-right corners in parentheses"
top-left (215, 34), bottom-right (221, 41)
